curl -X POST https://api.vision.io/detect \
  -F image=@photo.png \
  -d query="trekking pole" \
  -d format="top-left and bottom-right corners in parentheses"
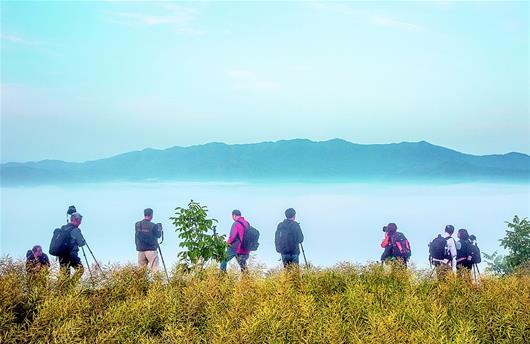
top-left (84, 241), bottom-right (106, 278)
top-left (300, 243), bottom-right (309, 269)
top-left (157, 231), bottom-right (170, 282)
top-left (81, 246), bottom-right (94, 281)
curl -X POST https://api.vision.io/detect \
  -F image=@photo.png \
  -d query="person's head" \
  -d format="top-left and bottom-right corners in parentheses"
top-left (32, 245), bottom-right (43, 258)
top-left (70, 212), bottom-right (83, 227)
top-left (445, 225), bottom-right (455, 235)
top-left (232, 209), bottom-right (241, 221)
top-left (458, 228), bottom-right (470, 241)
top-left (285, 208), bottom-right (296, 220)
top-left (386, 223), bottom-right (398, 235)
top-left (144, 208), bottom-right (153, 221)
top-left (469, 234), bottom-right (477, 242)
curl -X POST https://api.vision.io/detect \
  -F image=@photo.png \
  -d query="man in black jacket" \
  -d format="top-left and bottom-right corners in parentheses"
top-left (135, 208), bottom-right (162, 273)
top-left (275, 208), bottom-right (304, 268)
top-left (59, 212), bottom-right (86, 281)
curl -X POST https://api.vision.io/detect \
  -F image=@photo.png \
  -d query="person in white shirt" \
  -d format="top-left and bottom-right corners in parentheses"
top-left (431, 225), bottom-right (458, 277)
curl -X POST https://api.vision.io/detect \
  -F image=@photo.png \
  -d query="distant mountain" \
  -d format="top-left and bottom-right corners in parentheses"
top-left (1, 139), bottom-right (529, 186)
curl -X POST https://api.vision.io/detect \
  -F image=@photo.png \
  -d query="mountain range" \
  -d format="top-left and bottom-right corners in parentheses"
top-left (1, 139), bottom-right (529, 186)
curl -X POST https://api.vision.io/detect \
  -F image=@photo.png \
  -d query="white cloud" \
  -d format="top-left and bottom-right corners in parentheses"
top-left (108, 3), bottom-right (202, 34)
top-left (1, 33), bottom-right (39, 46)
top-left (373, 16), bottom-right (422, 31)
top-left (227, 69), bottom-right (280, 92)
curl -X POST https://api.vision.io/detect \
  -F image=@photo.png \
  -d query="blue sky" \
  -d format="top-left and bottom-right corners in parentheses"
top-left (1, 1), bottom-right (528, 162)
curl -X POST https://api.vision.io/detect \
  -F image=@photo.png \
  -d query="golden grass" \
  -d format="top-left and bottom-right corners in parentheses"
top-left (1, 257), bottom-right (529, 343)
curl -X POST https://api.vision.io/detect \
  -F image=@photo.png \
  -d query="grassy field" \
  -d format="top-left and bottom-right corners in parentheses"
top-left (1, 257), bottom-right (529, 344)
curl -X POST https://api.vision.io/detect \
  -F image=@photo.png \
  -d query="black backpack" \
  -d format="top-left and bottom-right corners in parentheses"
top-left (391, 232), bottom-right (411, 260)
top-left (429, 235), bottom-right (450, 260)
top-left (276, 222), bottom-right (298, 254)
top-left (49, 226), bottom-right (72, 256)
top-left (470, 243), bottom-right (481, 264)
top-left (237, 221), bottom-right (260, 251)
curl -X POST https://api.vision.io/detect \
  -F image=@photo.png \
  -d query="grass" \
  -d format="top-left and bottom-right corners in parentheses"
top-left (1, 257), bottom-right (529, 344)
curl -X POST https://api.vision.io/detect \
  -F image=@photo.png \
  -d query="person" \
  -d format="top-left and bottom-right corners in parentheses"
top-left (275, 208), bottom-right (304, 268)
top-left (135, 208), bottom-right (162, 273)
top-left (380, 223), bottom-right (411, 266)
top-left (429, 225), bottom-right (458, 277)
top-left (456, 228), bottom-right (473, 276)
top-left (26, 245), bottom-right (51, 275)
top-left (58, 212), bottom-right (86, 281)
top-left (220, 210), bottom-right (250, 272)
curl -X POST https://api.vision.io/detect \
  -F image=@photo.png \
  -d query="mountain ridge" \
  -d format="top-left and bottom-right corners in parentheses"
top-left (1, 139), bottom-right (529, 186)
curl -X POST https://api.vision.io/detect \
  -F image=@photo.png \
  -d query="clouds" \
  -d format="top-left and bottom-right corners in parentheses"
top-left (373, 16), bottom-right (422, 31)
top-left (227, 69), bottom-right (280, 92)
top-left (108, 2), bottom-right (202, 34)
top-left (1, 33), bottom-right (40, 46)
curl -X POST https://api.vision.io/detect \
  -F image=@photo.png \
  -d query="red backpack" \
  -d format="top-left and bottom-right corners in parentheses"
top-left (391, 232), bottom-right (412, 261)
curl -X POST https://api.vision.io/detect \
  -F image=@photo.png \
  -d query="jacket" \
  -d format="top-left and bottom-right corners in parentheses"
top-left (227, 217), bottom-right (250, 255)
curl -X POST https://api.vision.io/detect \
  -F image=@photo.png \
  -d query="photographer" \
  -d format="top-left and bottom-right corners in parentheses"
top-left (380, 223), bottom-right (411, 265)
top-left (135, 208), bottom-right (162, 273)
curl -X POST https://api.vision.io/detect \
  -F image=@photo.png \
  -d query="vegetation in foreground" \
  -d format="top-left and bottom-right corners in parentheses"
top-left (1, 259), bottom-right (529, 344)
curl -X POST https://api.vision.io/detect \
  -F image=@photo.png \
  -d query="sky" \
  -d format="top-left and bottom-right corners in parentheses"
top-left (1, 1), bottom-right (528, 163)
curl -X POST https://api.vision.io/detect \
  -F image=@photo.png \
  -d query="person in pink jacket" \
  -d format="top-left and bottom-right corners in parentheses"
top-left (220, 209), bottom-right (250, 272)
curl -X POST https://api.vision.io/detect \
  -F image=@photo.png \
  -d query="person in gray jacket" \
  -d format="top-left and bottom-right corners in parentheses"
top-left (275, 208), bottom-right (304, 268)
top-left (58, 212), bottom-right (86, 281)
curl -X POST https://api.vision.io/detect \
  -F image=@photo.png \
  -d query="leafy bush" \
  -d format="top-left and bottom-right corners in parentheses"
top-left (1, 258), bottom-right (529, 343)
top-left (484, 215), bottom-right (530, 275)
top-left (170, 200), bottom-right (227, 270)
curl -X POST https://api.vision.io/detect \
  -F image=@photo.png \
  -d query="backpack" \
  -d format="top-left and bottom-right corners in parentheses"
top-left (275, 222), bottom-right (298, 254)
top-left (429, 235), bottom-right (450, 261)
top-left (470, 243), bottom-right (481, 264)
top-left (49, 226), bottom-right (72, 256)
top-left (237, 221), bottom-right (260, 251)
top-left (391, 232), bottom-right (411, 260)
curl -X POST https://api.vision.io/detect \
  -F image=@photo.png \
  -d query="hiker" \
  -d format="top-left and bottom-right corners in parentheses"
top-left (456, 228), bottom-right (473, 275)
top-left (56, 212), bottom-right (86, 281)
top-left (275, 208), bottom-right (304, 268)
top-left (26, 245), bottom-right (51, 275)
top-left (429, 225), bottom-right (457, 277)
top-left (220, 210), bottom-right (250, 272)
top-left (380, 223), bottom-right (411, 265)
top-left (135, 208), bottom-right (162, 273)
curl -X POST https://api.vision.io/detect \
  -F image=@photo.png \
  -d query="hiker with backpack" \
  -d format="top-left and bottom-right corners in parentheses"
top-left (135, 208), bottom-right (162, 273)
top-left (275, 208), bottom-right (304, 268)
top-left (220, 209), bottom-right (251, 272)
top-left (49, 212), bottom-right (86, 281)
top-left (429, 225), bottom-right (458, 277)
top-left (380, 223), bottom-right (411, 266)
top-left (456, 228), bottom-right (473, 271)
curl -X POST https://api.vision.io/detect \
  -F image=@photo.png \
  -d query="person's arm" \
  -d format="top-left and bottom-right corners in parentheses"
top-left (72, 228), bottom-right (86, 247)
top-left (153, 223), bottom-right (162, 239)
top-left (380, 232), bottom-right (390, 248)
top-left (448, 238), bottom-right (457, 270)
top-left (296, 223), bottom-right (304, 243)
top-left (227, 223), bottom-right (238, 245)
top-left (275, 226), bottom-right (281, 253)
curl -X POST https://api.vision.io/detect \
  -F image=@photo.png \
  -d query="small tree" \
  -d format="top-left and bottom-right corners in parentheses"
top-left (170, 200), bottom-right (227, 270)
top-left (484, 215), bottom-right (530, 275)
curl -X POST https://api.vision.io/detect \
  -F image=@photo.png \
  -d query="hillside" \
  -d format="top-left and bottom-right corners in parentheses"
top-left (1, 139), bottom-right (529, 186)
top-left (1, 259), bottom-right (528, 343)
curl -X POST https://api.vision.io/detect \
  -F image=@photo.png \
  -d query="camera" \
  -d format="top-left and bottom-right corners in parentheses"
top-left (382, 226), bottom-right (387, 232)
top-left (67, 205), bottom-right (77, 215)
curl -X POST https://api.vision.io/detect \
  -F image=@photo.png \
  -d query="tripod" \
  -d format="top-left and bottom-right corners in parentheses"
top-left (472, 263), bottom-right (481, 281)
top-left (300, 243), bottom-right (309, 269)
top-left (158, 231), bottom-right (170, 281)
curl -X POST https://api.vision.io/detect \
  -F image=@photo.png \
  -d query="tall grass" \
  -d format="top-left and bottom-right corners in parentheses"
top-left (1, 257), bottom-right (528, 343)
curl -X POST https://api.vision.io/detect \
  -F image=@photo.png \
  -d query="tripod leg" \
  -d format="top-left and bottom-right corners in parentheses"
top-left (84, 243), bottom-right (105, 278)
top-left (81, 246), bottom-right (93, 281)
top-left (158, 245), bottom-right (169, 282)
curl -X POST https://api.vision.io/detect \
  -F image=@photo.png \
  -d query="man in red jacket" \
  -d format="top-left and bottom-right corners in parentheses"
top-left (220, 209), bottom-right (250, 272)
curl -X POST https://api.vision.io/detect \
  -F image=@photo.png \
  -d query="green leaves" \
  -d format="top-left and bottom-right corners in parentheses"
top-left (170, 200), bottom-right (228, 270)
top-left (484, 215), bottom-right (530, 275)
